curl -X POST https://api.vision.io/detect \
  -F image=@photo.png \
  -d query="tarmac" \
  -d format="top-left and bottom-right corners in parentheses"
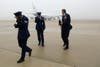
top-left (0, 20), bottom-right (100, 67)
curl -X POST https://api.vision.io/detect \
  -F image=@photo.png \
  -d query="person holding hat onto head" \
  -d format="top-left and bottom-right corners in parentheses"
top-left (14, 11), bottom-right (32, 63)
top-left (35, 12), bottom-right (46, 47)
top-left (59, 9), bottom-right (72, 50)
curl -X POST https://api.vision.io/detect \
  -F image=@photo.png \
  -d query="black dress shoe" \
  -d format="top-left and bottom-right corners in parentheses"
top-left (17, 59), bottom-right (24, 63)
top-left (42, 44), bottom-right (45, 47)
top-left (29, 49), bottom-right (32, 57)
top-left (64, 47), bottom-right (69, 50)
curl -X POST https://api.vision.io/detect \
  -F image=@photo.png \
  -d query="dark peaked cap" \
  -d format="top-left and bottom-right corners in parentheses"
top-left (37, 12), bottom-right (41, 15)
top-left (14, 11), bottom-right (22, 16)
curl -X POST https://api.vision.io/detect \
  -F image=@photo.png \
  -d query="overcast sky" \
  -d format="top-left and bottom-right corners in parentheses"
top-left (0, 0), bottom-right (100, 20)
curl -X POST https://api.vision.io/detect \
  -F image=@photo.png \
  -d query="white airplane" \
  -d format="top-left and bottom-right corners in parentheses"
top-left (27, 2), bottom-right (61, 21)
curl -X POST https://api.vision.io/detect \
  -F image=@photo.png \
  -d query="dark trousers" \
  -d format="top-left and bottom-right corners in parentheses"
top-left (61, 29), bottom-right (70, 48)
top-left (18, 38), bottom-right (31, 60)
top-left (36, 30), bottom-right (44, 45)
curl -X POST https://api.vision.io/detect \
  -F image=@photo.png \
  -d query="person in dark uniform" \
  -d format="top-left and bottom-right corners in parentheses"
top-left (35, 12), bottom-right (46, 47)
top-left (14, 11), bottom-right (32, 63)
top-left (59, 9), bottom-right (72, 50)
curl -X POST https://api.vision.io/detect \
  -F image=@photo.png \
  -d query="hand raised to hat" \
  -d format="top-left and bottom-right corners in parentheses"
top-left (59, 20), bottom-right (62, 26)
top-left (14, 24), bottom-right (17, 28)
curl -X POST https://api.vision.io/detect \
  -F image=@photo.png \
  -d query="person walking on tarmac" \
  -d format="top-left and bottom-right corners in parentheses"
top-left (14, 11), bottom-right (32, 63)
top-left (35, 12), bottom-right (46, 47)
top-left (59, 9), bottom-right (72, 50)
